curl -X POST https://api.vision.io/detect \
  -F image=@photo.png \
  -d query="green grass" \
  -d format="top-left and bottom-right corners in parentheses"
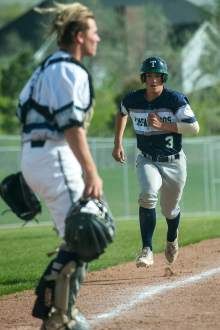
top-left (1, 216), bottom-right (220, 296)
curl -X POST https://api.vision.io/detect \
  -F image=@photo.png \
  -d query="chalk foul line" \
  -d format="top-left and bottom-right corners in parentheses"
top-left (90, 266), bottom-right (220, 325)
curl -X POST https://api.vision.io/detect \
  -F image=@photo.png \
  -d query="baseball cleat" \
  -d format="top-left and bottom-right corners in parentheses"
top-left (40, 309), bottom-right (90, 330)
top-left (136, 247), bottom-right (154, 268)
top-left (165, 236), bottom-right (179, 264)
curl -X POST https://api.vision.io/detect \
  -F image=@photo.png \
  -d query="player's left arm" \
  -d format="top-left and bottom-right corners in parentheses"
top-left (148, 95), bottom-right (200, 135)
top-left (175, 101), bottom-right (200, 135)
top-left (148, 112), bottom-right (199, 134)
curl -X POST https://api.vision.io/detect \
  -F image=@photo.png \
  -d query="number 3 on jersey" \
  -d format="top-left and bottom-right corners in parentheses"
top-left (165, 136), bottom-right (174, 149)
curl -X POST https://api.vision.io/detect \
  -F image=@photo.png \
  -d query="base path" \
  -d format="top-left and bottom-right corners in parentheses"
top-left (1, 238), bottom-right (220, 330)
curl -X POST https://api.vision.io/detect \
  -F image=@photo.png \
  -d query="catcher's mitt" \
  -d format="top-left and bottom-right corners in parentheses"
top-left (0, 172), bottom-right (41, 221)
top-left (64, 198), bottom-right (115, 262)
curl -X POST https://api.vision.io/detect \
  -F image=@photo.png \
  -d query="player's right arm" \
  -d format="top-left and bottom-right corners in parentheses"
top-left (65, 126), bottom-right (103, 199)
top-left (50, 60), bottom-right (102, 199)
top-left (112, 112), bottom-right (128, 163)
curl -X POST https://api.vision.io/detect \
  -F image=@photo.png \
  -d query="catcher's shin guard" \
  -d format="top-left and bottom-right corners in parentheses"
top-left (32, 259), bottom-right (55, 319)
top-left (32, 247), bottom-right (88, 329)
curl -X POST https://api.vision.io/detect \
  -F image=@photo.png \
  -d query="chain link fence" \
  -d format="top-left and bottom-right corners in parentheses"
top-left (0, 135), bottom-right (220, 223)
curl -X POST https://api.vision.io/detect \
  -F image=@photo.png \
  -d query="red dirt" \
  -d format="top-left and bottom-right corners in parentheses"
top-left (1, 238), bottom-right (220, 330)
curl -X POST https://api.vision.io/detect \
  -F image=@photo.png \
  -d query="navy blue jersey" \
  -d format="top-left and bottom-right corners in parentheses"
top-left (121, 87), bottom-right (197, 157)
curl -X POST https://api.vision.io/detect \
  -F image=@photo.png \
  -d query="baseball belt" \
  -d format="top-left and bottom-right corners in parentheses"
top-left (142, 152), bottom-right (180, 162)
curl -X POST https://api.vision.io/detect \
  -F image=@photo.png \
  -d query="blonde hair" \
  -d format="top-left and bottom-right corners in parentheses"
top-left (35, 2), bottom-right (95, 46)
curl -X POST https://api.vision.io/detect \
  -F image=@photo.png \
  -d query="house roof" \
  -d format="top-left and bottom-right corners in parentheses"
top-left (0, 0), bottom-right (53, 55)
top-left (187, 0), bottom-right (215, 14)
top-left (0, 0), bottom-right (209, 58)
top-left (102, 0), bottom-right (208, 24)
top-left (181, 21), bottom-right (220, 93)
top-left (187, 0), bottom-right (214, 8)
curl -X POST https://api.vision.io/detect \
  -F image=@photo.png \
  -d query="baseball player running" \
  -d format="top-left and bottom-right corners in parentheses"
top-left (17, 3), bottom-right (102, 329)
top-left (112, 56), bottom-right (199, 268)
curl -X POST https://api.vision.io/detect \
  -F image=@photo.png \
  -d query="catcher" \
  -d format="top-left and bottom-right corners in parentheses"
top-left (14, 2), bottom-right (115, 330)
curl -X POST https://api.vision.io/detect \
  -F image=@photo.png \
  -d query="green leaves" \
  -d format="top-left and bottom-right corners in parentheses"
top-left (0, 50), bottom-right (35, 134)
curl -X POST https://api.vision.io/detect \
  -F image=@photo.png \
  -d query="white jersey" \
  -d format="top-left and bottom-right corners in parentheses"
top-left (17, 50), bottom-right (94, 142)
top-left (19, 51), bottom-right (94, 236)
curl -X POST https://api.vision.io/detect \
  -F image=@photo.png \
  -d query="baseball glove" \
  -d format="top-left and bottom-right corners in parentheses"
top-left (0, 172), bottom-right (42, 222)
top-left (64, 198), bottom-right (115, 262)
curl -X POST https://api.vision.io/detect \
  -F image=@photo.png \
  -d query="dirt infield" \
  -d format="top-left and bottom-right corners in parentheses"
top-left (1, 238), bottom-right (220, 330)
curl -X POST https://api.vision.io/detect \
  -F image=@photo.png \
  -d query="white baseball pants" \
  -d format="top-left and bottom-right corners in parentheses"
top-left (21, 140), bottom-right (84, 237)
top-left (136, 150), bottom-right (187, 219)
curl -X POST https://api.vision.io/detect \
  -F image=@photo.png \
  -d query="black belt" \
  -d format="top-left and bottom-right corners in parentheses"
top-left (31, 140), bottom-right (46, 148)
top-left (142, 152), bottom-right (180, 162)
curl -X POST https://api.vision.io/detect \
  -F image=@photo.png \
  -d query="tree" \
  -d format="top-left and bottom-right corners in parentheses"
top-left (0, 0), bottom-right (190, 135)
top-left (107, 75), bottom-right (142, 137)
top-left (87, 2), bottom-right (182, 136)
top-left (0, 50), bottom-right (35, 134)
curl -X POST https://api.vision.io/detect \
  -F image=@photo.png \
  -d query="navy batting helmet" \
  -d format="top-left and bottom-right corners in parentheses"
top-left (140, 56), bottom-right (168, 83)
